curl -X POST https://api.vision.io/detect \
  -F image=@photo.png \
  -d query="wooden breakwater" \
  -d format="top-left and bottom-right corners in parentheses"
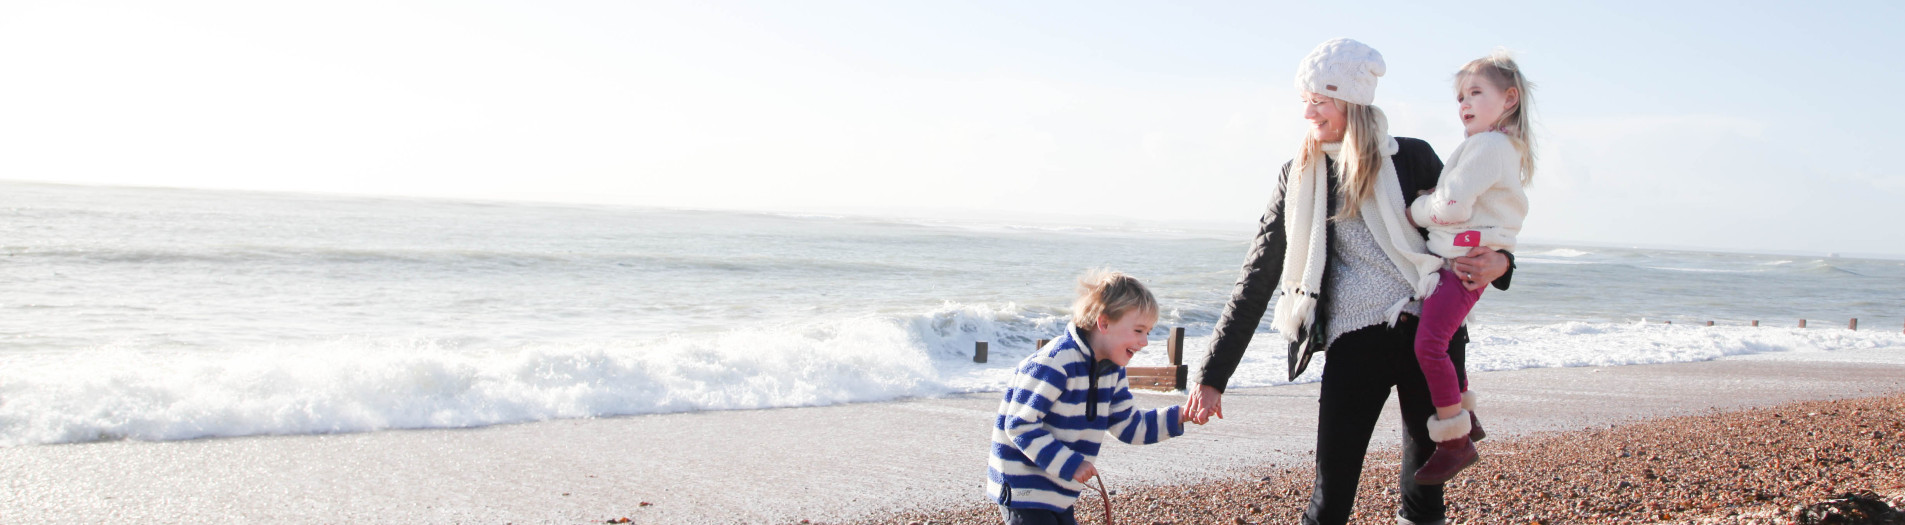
top-left (974, 327), bottom-right (1189, 392)
top-left (1665, 317), bottom-right (1880, 331)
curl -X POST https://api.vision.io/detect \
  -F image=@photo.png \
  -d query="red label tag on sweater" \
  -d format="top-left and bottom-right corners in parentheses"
top-left (1454, 230), bottom-right (1481, 247)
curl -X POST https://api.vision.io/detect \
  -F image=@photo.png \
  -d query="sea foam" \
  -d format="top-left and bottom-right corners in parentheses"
top-left (6, 305), bottom-right (1900, 446)
top-left (0, 317), bottom-right (952, 446)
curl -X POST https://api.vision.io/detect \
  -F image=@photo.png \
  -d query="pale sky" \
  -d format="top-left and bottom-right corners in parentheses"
top-left (2, 1), bottom-right (1900, 256)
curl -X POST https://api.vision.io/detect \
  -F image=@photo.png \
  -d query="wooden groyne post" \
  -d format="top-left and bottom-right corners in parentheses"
top-left (1127, 327), bottom-right (1188, 392)
top-left (973, 341), bottom-right (988, 363)
top-left (1678, 318), bottom-right (1870, 330)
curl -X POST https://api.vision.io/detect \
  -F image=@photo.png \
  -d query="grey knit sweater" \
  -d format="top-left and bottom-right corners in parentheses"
top-left (1324, 215), bottom-right (1421, 347)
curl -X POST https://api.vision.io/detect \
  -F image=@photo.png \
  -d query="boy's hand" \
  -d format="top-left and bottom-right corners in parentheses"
top-left (1072, 461), bottom-right (1097, 483)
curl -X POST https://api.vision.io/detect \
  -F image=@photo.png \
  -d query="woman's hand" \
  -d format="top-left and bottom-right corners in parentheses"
top-left (1185, 384), bottom-right (1223, 424)
top-left (1451, 247), bottom-right (1508, 291)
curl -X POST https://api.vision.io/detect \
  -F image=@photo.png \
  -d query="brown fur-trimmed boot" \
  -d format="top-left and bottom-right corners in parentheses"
top-left (1415, 410), bottom-right (1478, 485)
top-left (1463, 391), bottom-right (1485, 442)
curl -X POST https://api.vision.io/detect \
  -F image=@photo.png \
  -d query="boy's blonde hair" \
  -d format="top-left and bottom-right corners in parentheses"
top-left (1071, 269), bottom-right (1158, 331)
top-left (1293, 99), bottom-right (1389, 220)
top-left (1456, 50), bottom-right (1537, 185)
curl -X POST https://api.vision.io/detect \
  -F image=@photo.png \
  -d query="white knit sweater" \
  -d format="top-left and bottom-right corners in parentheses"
top-left (1408, 131), bottom-right (1529, 258)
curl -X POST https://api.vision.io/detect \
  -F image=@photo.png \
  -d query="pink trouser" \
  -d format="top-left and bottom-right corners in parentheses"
top-left (1415, 267), bottom-right (1480, 409)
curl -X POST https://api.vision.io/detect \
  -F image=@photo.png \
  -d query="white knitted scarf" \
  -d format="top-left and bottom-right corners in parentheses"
top-left (1270, 134), bottom-right (1446, 342)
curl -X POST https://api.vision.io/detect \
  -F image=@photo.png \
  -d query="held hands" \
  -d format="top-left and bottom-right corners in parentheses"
top-left (1184, 384), bottom-right (1224, 425)
top-left (1176, 404), bottom-right (1206, 425)
top-left (1073, 461), bottom-right (1098, 483)
top-left (1451, 246), bottom-right (1508, 291)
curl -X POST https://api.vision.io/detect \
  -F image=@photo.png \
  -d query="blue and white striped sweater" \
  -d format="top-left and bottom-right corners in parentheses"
top-left (985, 324), bottom-right (1185, 511)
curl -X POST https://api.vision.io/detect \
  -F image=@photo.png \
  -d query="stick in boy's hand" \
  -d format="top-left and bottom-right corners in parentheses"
top-left (1072, 462), bottom-right (1098, 483)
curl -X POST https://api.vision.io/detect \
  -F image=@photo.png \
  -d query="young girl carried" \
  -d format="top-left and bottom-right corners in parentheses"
top-left (1407, 51), bottom-right (1536, 485)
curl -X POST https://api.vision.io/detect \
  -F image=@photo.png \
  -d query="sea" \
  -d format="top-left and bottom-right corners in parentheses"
top-left (3, 181), bottom-right (1902, 446)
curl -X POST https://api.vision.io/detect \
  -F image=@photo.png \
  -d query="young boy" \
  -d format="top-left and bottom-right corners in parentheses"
top-left (985, 269), bottom-right (1193, 524)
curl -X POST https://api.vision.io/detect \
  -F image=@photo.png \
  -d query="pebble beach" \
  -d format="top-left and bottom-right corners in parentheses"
top-left (872, 393), bottom-right (1905, 525)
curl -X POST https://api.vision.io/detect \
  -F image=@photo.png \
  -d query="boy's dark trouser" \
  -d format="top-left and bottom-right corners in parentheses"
top-left (999, 505), bottom-right (1077, 525)
top-left (1303, 317), bottom-right (1468, 525)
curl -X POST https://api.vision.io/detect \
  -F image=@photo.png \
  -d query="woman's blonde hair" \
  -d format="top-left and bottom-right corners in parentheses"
top-left (1071, 269), bottom-right (1158, 331)
top-left (1293, 98), bottom-right (1389, 220)
top-left (1456, 50), bottom-right (1537, 185)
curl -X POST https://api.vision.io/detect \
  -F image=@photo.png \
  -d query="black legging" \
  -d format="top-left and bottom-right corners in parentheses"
top-left (1304, 316), bottom-right (1468, 525)
top-left (999, 506), bottom-right (1078, 525)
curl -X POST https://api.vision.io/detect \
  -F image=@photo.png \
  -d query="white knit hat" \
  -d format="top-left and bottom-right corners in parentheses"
top-left (1294, 38), bottom-right (1385, 105)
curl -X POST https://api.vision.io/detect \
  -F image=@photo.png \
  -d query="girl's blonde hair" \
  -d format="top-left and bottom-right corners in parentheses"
top-left (1456, 50), bottom-right (1537, 185)
top-left (1293, 98), bottom-right (1389, 220)
top-left (1071, 269), bottom-right (1158, 331)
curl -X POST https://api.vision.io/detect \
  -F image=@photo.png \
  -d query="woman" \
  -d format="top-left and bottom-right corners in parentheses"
top-left (1184, 39), bottom-right (1513, 525)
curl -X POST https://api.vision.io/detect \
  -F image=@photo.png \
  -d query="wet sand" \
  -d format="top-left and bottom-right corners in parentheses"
top-left (3, 348), bottom-right (1903, 524)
